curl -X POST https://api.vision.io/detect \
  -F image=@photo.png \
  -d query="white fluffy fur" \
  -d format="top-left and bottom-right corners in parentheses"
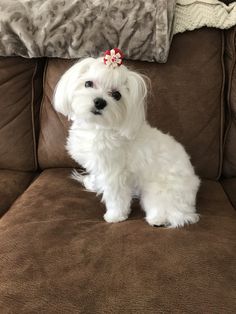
top-left (54, 57), bottom-right (200, 227)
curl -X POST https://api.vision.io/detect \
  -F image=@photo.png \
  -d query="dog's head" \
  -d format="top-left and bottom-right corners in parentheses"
top-left (54, 53), bottom-right (148, 139)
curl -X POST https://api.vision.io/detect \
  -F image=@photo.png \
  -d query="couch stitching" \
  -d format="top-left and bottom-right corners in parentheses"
top-left (223, 27), bottom-right (236, 177)
top-left (30, 60), bottom-right (39, 171)
top-left (38, 58), bottom-right (49, 171)
top-left (217, 30), bottom-right (226, 180)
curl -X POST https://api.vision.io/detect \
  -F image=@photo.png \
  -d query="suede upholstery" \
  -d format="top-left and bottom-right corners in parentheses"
top-left (39, 29), bottom-right (224, 180)
top-left (0, 26), bottom-right (236, 314)
top-left (0, 57), bottom-right (44, 171)
top-left (223, 26), bottom-right (236, 177)
top-left (0, 169), bottom-right (236, 313)
top-left (0, 170), bottom-right (35, 217)
top-left (221, 178), bottom-right (236, 208)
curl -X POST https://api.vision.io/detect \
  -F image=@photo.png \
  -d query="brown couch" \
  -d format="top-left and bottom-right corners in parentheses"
top-left (0, 27), bottom-right (236, 313)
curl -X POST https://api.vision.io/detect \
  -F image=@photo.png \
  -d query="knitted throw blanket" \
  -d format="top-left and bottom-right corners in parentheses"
top-left (0, 0), bottom-right (176, 62)
top-left (174, 0), bottom-right (236, 34)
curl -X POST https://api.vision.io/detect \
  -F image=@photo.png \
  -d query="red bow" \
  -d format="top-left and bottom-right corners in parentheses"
top-left (104, 48), bottom-right (124, 67)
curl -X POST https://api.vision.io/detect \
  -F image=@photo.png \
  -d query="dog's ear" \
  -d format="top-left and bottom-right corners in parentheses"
top-left (53, 58), bottom-right (95, 119)
top-left (120, 71), bottom-right (148, 139)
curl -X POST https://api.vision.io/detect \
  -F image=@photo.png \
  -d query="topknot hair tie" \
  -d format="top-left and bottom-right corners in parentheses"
top-left (104, 48), bottom-right (124, 68)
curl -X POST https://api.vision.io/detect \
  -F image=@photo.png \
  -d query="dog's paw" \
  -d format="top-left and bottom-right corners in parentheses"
top-left (167, 212), bottom-right (199, 228)
top-left (145, 211), bottom-right (199, 228)
top-left (104, 212), bottom-right (128, 223)
top-left (145, 213), bottom-right (169, 227)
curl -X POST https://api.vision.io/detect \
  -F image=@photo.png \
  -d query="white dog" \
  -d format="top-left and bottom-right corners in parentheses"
top-left (54, 48), bottom-right (200, 228)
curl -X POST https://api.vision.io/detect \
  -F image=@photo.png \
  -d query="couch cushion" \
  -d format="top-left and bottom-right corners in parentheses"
top-left (223, 26), bottom-right (236, 178)
top-left (38, 59), bottom-right (78, 169)
top-left (0, 57), bottom-right (44, 171)
top-left (0, 170), bottom-right (35, 217)
top-left (221, 178), bottom-right (236, 209)
top-left (0, 168), bottom-right (235, 313)
top-left (38, 28), bottom-right (224, 180)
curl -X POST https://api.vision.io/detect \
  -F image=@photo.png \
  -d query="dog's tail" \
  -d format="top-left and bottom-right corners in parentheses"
top-left (71, 169), bottom-right (85, 184)
top-left (71, 169), bottom-right (97, 193)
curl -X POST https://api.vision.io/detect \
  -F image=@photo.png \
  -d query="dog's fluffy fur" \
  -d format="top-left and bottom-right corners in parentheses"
top-left (54, 57), bottom-right (200, 227)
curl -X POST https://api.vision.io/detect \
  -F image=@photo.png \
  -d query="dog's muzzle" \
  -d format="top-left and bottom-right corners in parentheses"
top-left (92, 98), bottom-right (107, 115)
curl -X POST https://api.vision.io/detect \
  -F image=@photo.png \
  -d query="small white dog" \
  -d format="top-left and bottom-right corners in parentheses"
top-left (54, 48), bottom-right (200, 228)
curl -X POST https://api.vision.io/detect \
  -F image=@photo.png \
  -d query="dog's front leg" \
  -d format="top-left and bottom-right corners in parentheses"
top-left (102, 182), bottom-right (132, 223)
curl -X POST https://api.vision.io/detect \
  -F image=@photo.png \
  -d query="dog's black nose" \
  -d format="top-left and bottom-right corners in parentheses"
top-left (94, 98), bottom-right (107, 110)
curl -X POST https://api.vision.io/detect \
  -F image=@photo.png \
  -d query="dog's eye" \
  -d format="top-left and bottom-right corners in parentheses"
top-left (111, 91), bottom-right (121, 101)
top-left (85, 81), bottom-right (93, 88)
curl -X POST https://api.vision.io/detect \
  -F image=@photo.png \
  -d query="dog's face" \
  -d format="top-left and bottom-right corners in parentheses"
top-left (54, 57), bottom-right (147, 138)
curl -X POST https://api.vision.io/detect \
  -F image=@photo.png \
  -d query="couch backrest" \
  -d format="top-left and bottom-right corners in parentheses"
top-left (38, 59), bottom-right (78, 169)
top-left (38, 28), bottom-right (225, 180)
top-left (223, 26), bottom-right (236, 178)
top-left (0, 57), bottom-right (44, 171)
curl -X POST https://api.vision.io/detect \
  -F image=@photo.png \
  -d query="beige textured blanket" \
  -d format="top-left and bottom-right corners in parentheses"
top-left (174, 0), bottom-right (236, 34)
top-left (0, 0), bottom-right (176, 62)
